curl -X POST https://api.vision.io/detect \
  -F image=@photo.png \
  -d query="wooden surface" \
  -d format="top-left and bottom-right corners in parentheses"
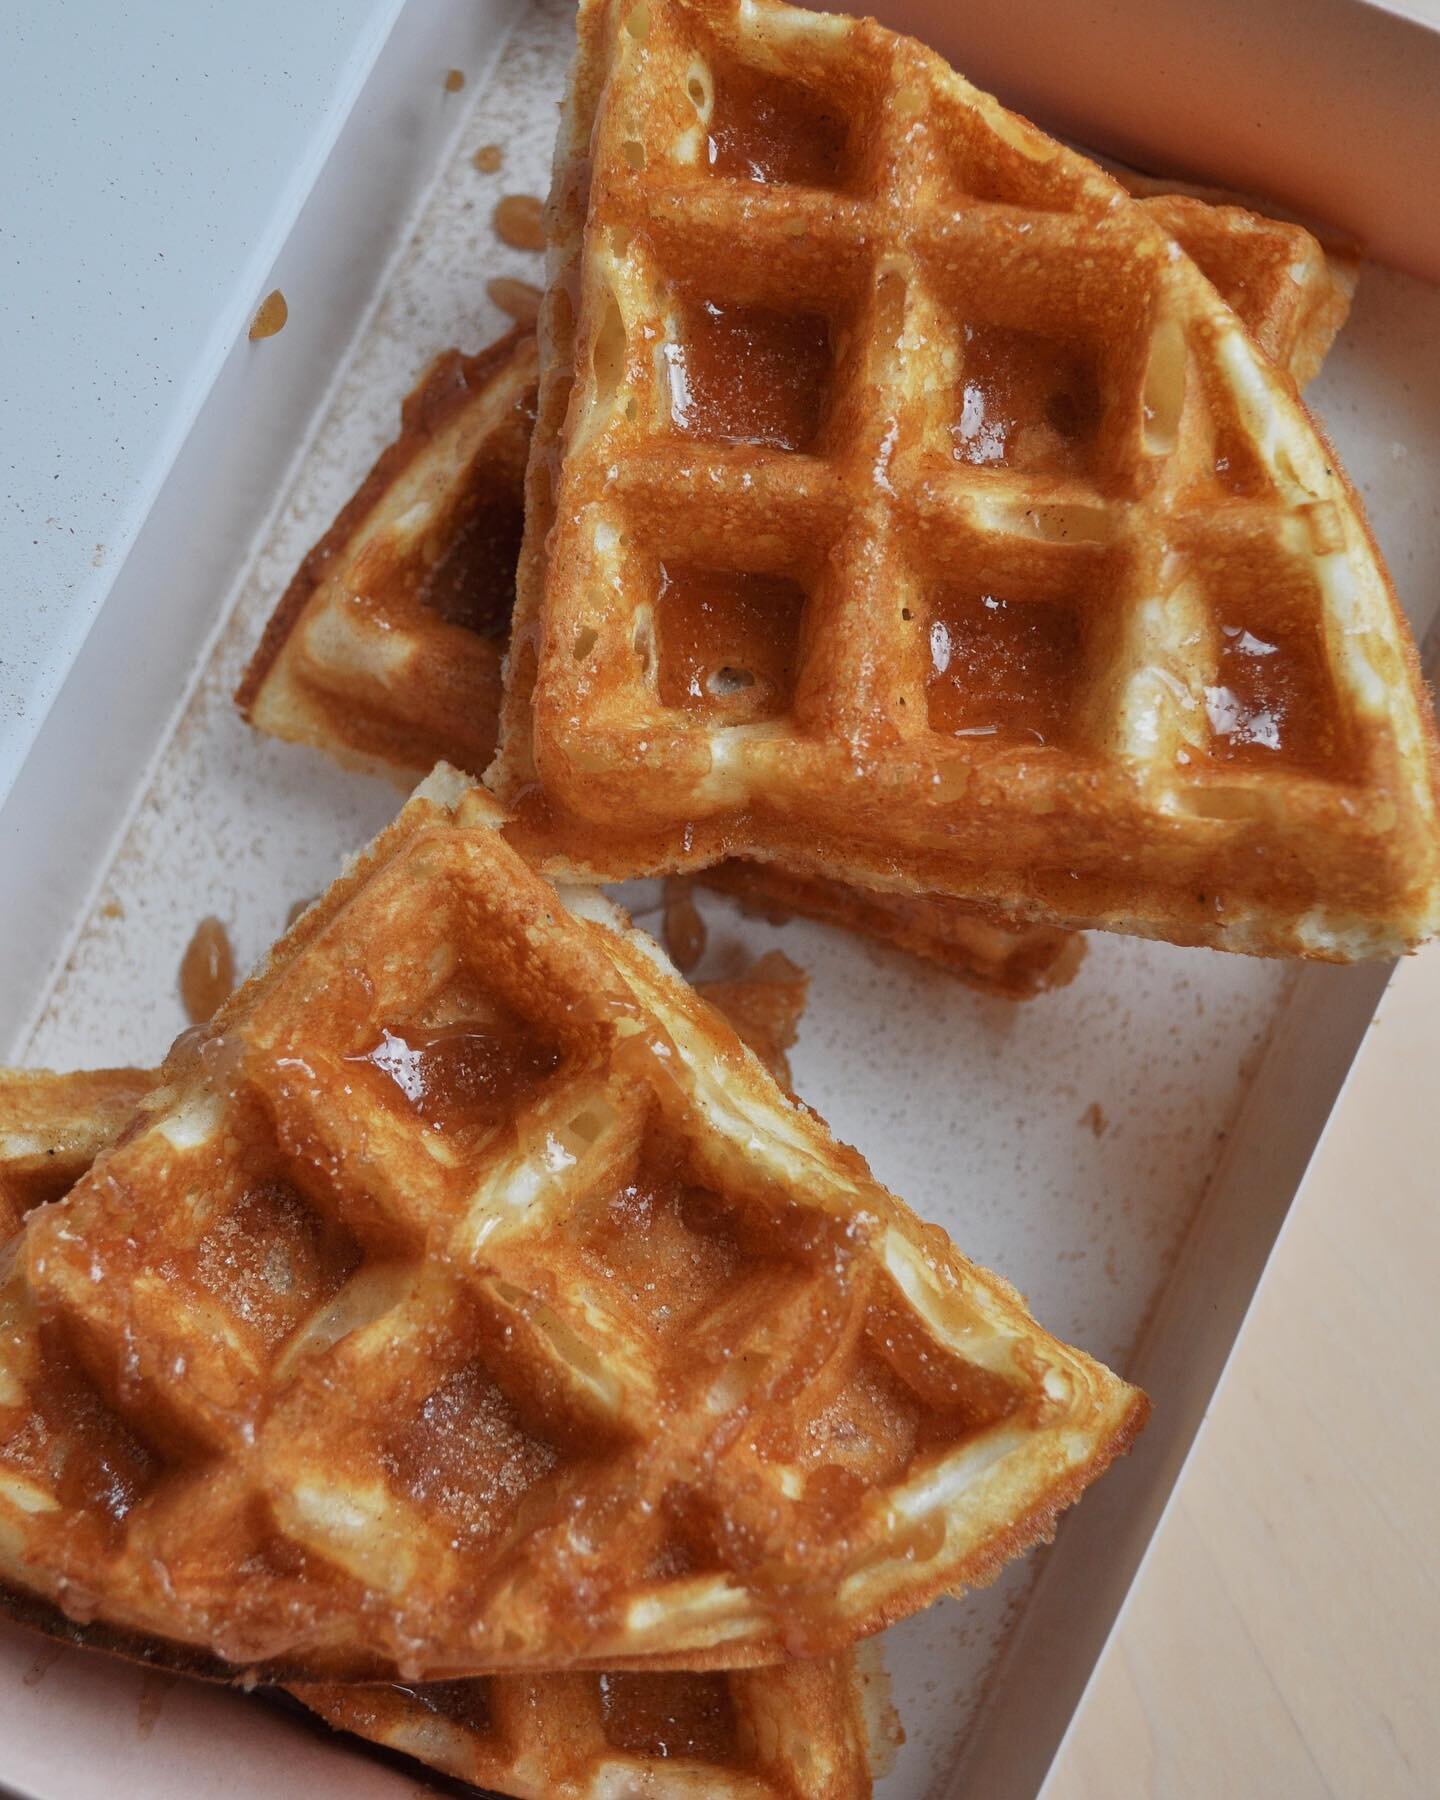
top-left (1043, 940), bottom-right (1440, 1799)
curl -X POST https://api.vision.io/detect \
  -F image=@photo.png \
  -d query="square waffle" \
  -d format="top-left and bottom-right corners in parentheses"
top-left (492, 0), bottom-right (1440, 961)
top-left (296, 1649), bottom-right (893, 1798)
top-left (0, 982), bottom-right (890, 1800)
top-left (236, 184), bottom-right (1353, 1001)
top-left (0, 769), bottom-right (1143, 1681)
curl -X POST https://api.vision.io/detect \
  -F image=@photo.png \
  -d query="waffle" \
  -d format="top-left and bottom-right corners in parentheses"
top-left (236, 327), bottom-right (539, 780)
top-left (0, 768), bottom-right (1143, 1680)
top-left (0, 995), bottom-right (892, 1800)
top-left (0, 1577), bottom-right (885, 1800)
top-left (236, 192), bottom-right (1351, 1002)
top-left (492, 0), bottom-right (1440, 961)
top-left (706, 864), bottom-right (1088, 997)
top-left (296, 1648), bottom-right (892, 1799)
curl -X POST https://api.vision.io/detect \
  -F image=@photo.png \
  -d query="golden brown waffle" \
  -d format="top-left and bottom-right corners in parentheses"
top-left (706, 864), bottom-right (1087, 998)
top-left (0, 1065), bottom-right (153, 1239)
top-left (0, 1572), bottom-right (886, 1800)
top-left (493, 0), bottom-right (1440, 961)
top-left (236, 182), bottom-right (1352, 1002)
top-left (0, 768), bottom-right (1142, 1680)
top-left (237, 328), bottom-right (539, 780)
top-left (297, 1649), bottom-right (891, 1799)
top-left (0, 993), bottom-right (891, 1800)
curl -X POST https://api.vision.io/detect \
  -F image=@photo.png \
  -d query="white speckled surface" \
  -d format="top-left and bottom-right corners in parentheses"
top-left (0, 0), bottom-right (404, 806)
top-left (9, 2), bottom-right (1440, 1795)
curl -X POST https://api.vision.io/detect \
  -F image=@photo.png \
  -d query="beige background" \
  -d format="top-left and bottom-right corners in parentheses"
top-left (1044, 940), bottom-right (1440, 1798)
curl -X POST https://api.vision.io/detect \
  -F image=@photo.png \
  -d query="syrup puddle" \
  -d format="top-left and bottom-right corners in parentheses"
top-left (248, 290), bottom-right (288, 341)
top-left (1080, 1100), bottom-right (1109, 1138)
top-left (179, 916), bottom-right (235, 1023)
top-left (493, 193), bottom-right (545, 252)
top-left (351, 1022), bottom-right (561, 1134)
top-left (662, 878), bottom-right (707, 973)
top-left (135, 1669), bottom-right (177, 1739)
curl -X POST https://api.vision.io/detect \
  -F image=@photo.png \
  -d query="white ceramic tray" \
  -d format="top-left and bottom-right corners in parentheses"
top-left (4, 2), bottom-right (1439, 1795)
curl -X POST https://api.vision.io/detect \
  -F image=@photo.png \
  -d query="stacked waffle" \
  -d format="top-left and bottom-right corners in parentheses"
top-left (239, 166), bottom-right (1369, 993)
top-left (6, 2), bottom-right (1438, 1796)
top-left (492, 0), bottom-right (1439, 959)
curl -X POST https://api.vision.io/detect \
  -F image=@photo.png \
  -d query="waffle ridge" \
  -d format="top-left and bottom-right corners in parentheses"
top-left (493, 0), bottom-right (1440, 961)
top-left (0, 772), bottom-right (1143, 1681)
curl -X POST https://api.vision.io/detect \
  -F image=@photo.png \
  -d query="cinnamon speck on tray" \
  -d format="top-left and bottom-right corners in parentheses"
top-left (1080, 1101), bottom-right (1109, 1138)
top-left (474, 143), bottom-right (503, 173)
top-left (444, 68), bottom-right (465, 92)
top-left (493, 193), bottom-right (545, 252)
top-left (248, 289), bottom-right (288, 341)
